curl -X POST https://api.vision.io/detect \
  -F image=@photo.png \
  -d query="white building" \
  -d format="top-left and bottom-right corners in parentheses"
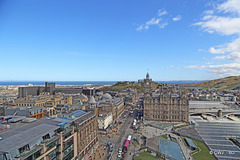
top-left (98, 112), bottom-right (113, 130)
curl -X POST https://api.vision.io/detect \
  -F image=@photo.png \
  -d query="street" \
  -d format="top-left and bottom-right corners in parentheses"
top-left (99, 108), bottom-right (138, 160)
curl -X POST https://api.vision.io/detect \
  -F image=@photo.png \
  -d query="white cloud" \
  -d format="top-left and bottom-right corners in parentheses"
top-left (188, 0), bottom-right (240, 78)
top-left (166, 65), bottom-right (181, 69)
top-left (158, 9), bottom-right (167, 16)
top-left (159, 22), bottom-right (168, 29)
top-left (209, 37), bottom-right (240, 54)
top-left (198, 49), bottom-right (206, 52)
top-left (204, 10), bottom-right (214, 15)
top-left (206, 62), bottom-right (214, 65)
top-left (172, 15), bottom-right (182, 21)
top-left (214, 52), bottom-right (240, 62)
top-left (218, 0), bottom-right (240, 15)
top-left (136, 10), bottom-right (168, 31)
top-left (208, 63), bottom-right (240, 77)
top-left (146, 18), bottom-right (161, 25)
top-left (194, 0), bottom-right (240, 35)
top-left (136, 25), bottom-right (144, 31)
top-left (213, 55), bottom-right (227, 60)
top-left (195, 16), bottom-right (240, 35)
top-left (184, 65), bottom-right (207, 70)
top-left (209, 47), bottom-right (226, 54)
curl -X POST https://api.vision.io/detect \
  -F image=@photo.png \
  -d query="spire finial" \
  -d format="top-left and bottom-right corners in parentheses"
top-left (146, 69), bottom-right (149, 79)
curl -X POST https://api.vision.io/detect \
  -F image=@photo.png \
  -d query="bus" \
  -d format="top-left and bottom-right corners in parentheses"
top-left (122, 135), bottom-right (132, 156)
top-left (123, 141), bottom-right (129, 154)
top-left (127, 135), bottom-right (132, 141)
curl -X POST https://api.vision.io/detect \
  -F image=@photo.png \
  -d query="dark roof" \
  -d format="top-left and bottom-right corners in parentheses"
top-left (0, 124), bottom-right (59, 152)
top-left (74, 112), bottom-right (95, 126)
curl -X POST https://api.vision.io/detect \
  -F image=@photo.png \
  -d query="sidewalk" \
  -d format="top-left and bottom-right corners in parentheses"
top-left (89, 144), bottom-right (107, 160)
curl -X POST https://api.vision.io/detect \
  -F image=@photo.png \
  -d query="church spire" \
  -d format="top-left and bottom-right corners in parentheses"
top-left (146, 72), bottom-right (149, 79)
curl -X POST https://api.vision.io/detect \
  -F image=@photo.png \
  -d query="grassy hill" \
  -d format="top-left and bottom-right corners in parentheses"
top-left (193, 76), bottom-right (240, 90)
top-left (100, 81), bottom-right (161, 93)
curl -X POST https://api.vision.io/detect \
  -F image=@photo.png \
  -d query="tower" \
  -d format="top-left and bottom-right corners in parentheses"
top-left (143, 72), bottom-right (152, 120)
top-left (89, 96), bottom-right (98, 115)
top-left (144, 72), bottom-right (152, 95)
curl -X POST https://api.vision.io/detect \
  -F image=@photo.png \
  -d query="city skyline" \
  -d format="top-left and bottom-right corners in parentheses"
top-left (0, 0), bottom-right (239, 81)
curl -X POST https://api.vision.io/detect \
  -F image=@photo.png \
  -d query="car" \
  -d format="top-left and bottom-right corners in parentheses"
top-left (118, 147), bottom-right (122, 152)
top-left (109, 144), bottom-right (113, 148)
top-left (107, 141), bottom-right (112, 146)
top-left (0, 137), bottom-right (2, 141)
top-left (117, 153), bottom-right (122, 158)
top-left (109, 148), bottom-right (113, 152)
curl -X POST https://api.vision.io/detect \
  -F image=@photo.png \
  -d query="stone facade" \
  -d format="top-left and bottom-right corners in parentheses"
top-left (98, 112), bottom-right (113, 130)
top-left (18, 82), bottom-right (83, 98)
top-left (74, 112), bottom-right (98, 160)
top-left (15, 94), bottom-right (72, 108)
top-left (143, 73), bottom-right (189, 122)
top-left (0, 116), bottom-right (97, 160)
top-left (97, 97), bottom-right (124, 123)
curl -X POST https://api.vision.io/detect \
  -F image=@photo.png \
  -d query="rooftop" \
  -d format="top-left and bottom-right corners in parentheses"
top-left (74, 111), bottom-right (95, 125)
top-left (189, 101), bottom-right (229, 109)
top-left (0, 123), bottom-right (59, 152)
top-left (192, 116), bottom-right (240, 159)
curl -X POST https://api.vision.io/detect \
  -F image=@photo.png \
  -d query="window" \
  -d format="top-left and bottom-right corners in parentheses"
top-left (42, 134), bottom-right (50, 140)
top-left (18, 145), bottom-right (30, 154)
top-left (47, 150), bottom-right (56, 160)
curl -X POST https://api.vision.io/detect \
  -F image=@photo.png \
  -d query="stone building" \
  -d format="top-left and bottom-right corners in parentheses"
top-left (18, 82), bottom-right (83, 98)
top-left (97, 93), bottom-right (124, 123)
top-left (4, 106), bottom-right (45, 119)
top-left (0, 120), bottom-right (78, 160)
top-left (18, 82), bottom-right (56, 98)
top-left (98, 112), bottom-right (113, 131)
top-left (0, 109), bottom-right (98, 160)
top-left (15, 94), bottom-right (72, 108)
top-left (73, 96), bottom-right (99, 160)
top-left (143, 73), bottom-right (189, 122)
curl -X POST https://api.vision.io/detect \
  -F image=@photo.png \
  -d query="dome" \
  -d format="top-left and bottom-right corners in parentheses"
top-left (102, 93), bottom-right (112, 99)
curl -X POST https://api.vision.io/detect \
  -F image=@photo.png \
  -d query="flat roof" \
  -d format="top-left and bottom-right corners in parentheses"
top-left (186, 138), bottom-right (197, 148)
top-left (193, 116), bottom-right (240, 159)
top-left (0, 117), bottom-right (67, 139)
top-left (74, 112), bottom-right (95, 125)
top-left (159, 137), bottom-right (185, 160)
top-left (0, 123), bottom-right (59, 152)
top-left (190, 101), bottom-right (228, 109)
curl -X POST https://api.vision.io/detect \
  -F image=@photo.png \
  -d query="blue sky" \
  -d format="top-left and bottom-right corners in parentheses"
top-left (0, 0), bottom-right (239, 81)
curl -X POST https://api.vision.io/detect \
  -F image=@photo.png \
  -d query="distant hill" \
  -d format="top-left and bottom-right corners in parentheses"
top-left (193, 76), bottom-right (240, 90)
top-left (100, 81), bottom-right (161, 93)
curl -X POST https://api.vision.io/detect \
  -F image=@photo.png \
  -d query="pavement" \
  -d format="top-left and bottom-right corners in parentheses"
top-left (89, 144), bottom-right (108, 160)
top-left (98, 109), bottom-right (136, 160)
top-left (140, 124), bottom-right (193, 160)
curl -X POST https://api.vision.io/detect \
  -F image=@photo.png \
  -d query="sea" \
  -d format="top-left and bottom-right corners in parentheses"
top-left (0, 80), bottom-right (205, 86)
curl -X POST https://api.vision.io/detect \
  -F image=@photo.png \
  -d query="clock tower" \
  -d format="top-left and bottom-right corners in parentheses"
top-left (143, 72), bottom-right (152, 120)
top-left (144, 72), bottom-right (152, 95)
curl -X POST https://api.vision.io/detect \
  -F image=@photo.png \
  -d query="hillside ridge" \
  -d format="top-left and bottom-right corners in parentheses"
top-left (193, 76), bottom-right (240, 90)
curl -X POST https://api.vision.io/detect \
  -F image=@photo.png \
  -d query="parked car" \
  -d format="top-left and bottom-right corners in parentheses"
top-left (107, 141), bottom-right (112, 146)
top-left (109, 147), bottom-right (113, 152)
top-left (117, 153), bottom-right (122, 158)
